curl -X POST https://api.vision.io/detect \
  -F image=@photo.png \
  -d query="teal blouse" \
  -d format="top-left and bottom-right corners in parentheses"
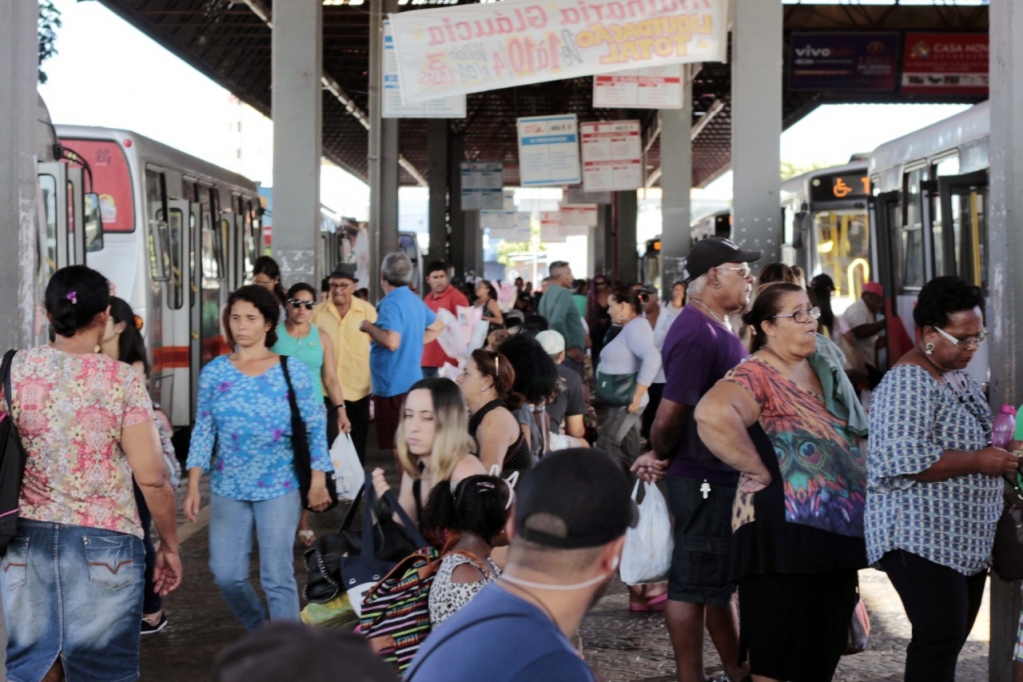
top-left (271, 322), bottom-right (325, 397)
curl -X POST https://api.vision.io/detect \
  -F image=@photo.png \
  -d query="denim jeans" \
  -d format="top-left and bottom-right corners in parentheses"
top-left (208, 491), bottom-right (302, 631)
top-left (1, 520), bottom-right (145, 682)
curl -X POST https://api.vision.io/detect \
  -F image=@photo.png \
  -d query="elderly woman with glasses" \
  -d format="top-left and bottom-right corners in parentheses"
top-left (271, 282), bottom-right (351, 545)
top-left (695, 282), bottom-right (869, 682)
top-left (866, 275), bottom-right (1018, 682)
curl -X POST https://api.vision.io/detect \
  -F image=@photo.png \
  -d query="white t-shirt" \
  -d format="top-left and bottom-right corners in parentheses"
top-left (841, 298), bottom-right (880, 368)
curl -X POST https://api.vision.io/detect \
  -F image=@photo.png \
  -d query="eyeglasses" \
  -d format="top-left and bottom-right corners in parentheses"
top-left (718, 264), bottom-right (753, 279)
top-left (253, 278), bottom-right (274, 288)
top-left (933, 325), bottom-right (987, 350)
top-left (594, 280), bottom-right (608, 286)
top-left (329, 281), bottom-right (353, 290)
top-left (288, 299), bottom-right (315, 311)
top-left (773, 307), bottom-right (821, 324)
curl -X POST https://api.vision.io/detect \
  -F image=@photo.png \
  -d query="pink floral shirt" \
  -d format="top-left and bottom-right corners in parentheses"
top-left (0, 347), bottom-right (152, 538)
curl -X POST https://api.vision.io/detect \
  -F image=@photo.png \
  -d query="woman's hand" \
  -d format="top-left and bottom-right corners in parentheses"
top-left (337, 408), bottom-right (352, 434)
top-left (631, 452), bottom-right (667, 483)
top-left (372, 467), bottom-right (391, 499)
top-left (627, 394), bottom-right (644, 414)
top-left (183, 485), bottom-right (201, 523)
top-left (306, 479), bottom-right (332, 512)
top-left (739, 469), bottom-right (772, 494)
top-left (976, 447), bottom-right (1021, 477)
top-left (153, 546), bottom-right (183, 596)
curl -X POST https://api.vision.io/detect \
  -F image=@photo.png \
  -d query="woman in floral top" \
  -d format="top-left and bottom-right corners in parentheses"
top-left (867, 276), bottom-right (1019, 682)
top-left (0, 266), bottom-right (181, 682)
top-left (184, 285), bottom-right (332, 630)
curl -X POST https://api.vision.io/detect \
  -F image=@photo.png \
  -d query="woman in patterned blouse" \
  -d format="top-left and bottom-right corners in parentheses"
top-left (184, 285), bottom-right (332, 631)
top-left (866, 276), bottom-right (1019, 682)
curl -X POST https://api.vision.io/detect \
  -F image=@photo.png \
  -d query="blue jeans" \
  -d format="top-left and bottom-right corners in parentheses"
top-left (209, 491), bottom-right (302, 631)
top-left (2, 520), bottom-right (145, 682)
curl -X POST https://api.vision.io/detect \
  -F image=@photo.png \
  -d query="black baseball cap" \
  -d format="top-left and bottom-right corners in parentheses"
top-left (514, 448), bottom-right (638, 549)
top-left (683, 236), bottom-right (762, 284)
top-left (328, 262), bottom-right (359, 282)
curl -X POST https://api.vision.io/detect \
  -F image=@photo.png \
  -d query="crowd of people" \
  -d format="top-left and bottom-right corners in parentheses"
top-left (0, 237), bottom-right (1020, 682)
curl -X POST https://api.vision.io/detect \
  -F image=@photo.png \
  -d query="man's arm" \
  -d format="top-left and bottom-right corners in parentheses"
top-left (649, 397), bottom-right (688, 459)
top-left (424, 316), bottom-right (444, 345)
top-left (360, 321), bottom-right (401, 351)
top-left (850, 319), bottom-right (886, 339)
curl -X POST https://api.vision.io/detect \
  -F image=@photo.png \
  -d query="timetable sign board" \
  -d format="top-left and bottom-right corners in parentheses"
top-left (592, 64), bottom-right (684, 109)
top-left (581, 120), bottom-right (643, 192)
top-left (560, 204), bottom-right (598, 227)
top-left (383, 20), bottom-right (466, 119)
top-left (461, 162), bottom-right (504, 210)
top-left (540, 211), bottom-right (567, 243)
top-left (517, 115), bottom-right (582, 187)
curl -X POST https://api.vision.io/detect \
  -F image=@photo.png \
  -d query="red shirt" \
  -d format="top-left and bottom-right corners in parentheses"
top-left (422, 285), bottom-right (470, 368)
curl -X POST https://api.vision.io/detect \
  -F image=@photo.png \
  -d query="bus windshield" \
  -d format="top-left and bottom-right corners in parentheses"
top-left (811, 209), bottom-right (870, 315)
top-left (59, 138), bottom-right (135, 233)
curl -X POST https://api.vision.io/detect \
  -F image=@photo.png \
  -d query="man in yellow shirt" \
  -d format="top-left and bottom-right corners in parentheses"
top-left (312, 263), bottom-right (377, 462)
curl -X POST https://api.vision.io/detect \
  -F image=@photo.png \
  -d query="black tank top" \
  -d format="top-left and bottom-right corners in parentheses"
top-left (468, 400), bottom-right (532, 486)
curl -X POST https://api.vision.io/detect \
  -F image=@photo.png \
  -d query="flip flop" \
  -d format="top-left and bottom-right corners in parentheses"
top-left (297, 529), bottom-right (316, 546)
top-left (646, 593), bottom-right (668, 611)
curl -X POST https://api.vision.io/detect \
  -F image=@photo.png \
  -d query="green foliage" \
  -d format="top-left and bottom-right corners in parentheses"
top-left (39, 0), bottom-right (62, 84)
top-left (780, 160), bottom-right (835, 181)
top-left (495, 217), bottom-right (546, 266)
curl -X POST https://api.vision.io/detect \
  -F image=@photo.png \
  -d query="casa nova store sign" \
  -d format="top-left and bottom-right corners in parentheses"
top-left (387, 0), bottom-right (728, 104)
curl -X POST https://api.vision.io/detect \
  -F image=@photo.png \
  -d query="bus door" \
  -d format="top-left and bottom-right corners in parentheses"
top-left (199, 195), bottom-right (225, 368)
top-left (189, 201), bottom-right (202, 423)
top-left (870, 190), bottom-right (913, 356)
top-left (165, 198), bottom-right (192, 428)
top-left (66, 166), bottom-right (86, 265)
top-left (38, 162), bottom-right (72, 270)
top-left (938, 170), bottom-right (989, 383)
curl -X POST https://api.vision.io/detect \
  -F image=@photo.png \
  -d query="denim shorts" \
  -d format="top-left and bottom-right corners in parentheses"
top-left (1, 520), bottom-right (145, 682)
top-left (667, 477), bottom-right (737, 608)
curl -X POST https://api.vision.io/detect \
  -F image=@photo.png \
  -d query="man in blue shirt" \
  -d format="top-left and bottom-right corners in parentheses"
top-left (360, 252), bottom-right (443, 452)
top-left (406, 448), bottom-right (638, 682)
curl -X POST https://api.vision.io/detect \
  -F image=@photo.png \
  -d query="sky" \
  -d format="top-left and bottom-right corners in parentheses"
top-left (39, 0), bottom-right (974, 212)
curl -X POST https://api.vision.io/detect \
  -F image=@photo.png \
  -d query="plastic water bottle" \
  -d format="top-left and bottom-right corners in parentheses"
top-left (992, 405), bottom-right (1017, 449)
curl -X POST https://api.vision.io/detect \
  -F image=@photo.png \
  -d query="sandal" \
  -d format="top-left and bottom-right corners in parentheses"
top-left (297, 529), bottom-right (316, 546)
top-left (628, 593), bottom-right (668, 612)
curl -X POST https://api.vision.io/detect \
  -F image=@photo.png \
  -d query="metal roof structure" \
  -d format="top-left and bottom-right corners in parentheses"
top-left (99, 0), bottom-right (988, 188)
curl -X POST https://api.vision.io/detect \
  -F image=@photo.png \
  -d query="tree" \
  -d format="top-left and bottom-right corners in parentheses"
top-left (780, 160), bottom-right (834, 181)
top-left (495, 218), bottom-right (546, 266)
top-left (38, 0), bottom-right (62, 84)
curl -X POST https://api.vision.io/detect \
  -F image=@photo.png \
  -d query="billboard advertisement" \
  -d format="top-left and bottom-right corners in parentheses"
top-left (902, 32), bottom-right (988, 96)
top-left (789, 32), bottom-right (898, 92)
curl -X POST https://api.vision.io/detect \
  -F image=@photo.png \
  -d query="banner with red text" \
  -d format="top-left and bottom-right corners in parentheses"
top-left (387, 0), bottom-right (728, 105)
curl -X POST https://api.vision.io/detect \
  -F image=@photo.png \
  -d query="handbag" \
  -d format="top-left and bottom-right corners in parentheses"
top-left (843, 596), bottom-right (871, 655)
top-left (303, 473), bottom-right (423, 603)
top-left (342, 472), bottom-right (430, 617)
top-left (0, 351), bottom-right (27, 555)
top-left (596, 371), bottom-right (637, 407)
top-left (992, 474), bottom-right (1023, 581)
top-left (280, 356), bottom-right (338, 513)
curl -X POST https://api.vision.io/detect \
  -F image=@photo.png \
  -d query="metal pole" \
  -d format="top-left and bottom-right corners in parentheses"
top-left (988, 1), bottom-right (1023, 679)
top-left (0, 0), bottom-right (39, 351)
top-left (659, 75), bottom-right (693, 297)
top-left (427, 119), bottom-right (450, 264)
top-left (368, 0), bottom-right (400, 301)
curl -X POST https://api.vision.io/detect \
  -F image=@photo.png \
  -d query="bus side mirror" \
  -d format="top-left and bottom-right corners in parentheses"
top-left (85, 192), bottom-right (103, 253)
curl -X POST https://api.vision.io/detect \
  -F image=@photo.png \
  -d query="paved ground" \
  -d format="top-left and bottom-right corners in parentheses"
top-left (17, 432), bottom-right (987, 681)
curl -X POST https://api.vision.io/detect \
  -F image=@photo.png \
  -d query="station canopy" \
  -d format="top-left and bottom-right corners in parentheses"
top-left (100, 0), bottom-right (988, 188)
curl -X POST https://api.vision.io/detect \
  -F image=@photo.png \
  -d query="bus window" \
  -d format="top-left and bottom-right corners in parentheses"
top-left (146, 169), bottom-right (170, 282)
top-left (901, 168), bottom-right (927, 290)
top-left (40, 174), bottom-right (58, 278)
top-left (930, 156), bottom-right (960, 276)
top-left (59, 138), bottom-right (135, 233)
top-left (168, 207), bottom-right (185, 309)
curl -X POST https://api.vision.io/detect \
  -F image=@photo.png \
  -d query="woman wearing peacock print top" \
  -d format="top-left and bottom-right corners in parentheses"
top-left (695, 282), bottom-right (868, 682)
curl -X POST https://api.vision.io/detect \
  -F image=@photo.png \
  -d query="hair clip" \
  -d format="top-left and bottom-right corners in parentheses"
top-left (66, 291), bottom-right (77, 305)
top-left (503, 475), bottom-right (517, 510)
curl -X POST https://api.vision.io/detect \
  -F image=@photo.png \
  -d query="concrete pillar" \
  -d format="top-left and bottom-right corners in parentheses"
top-left (447, 134), bottom-right (467, 280)
top-left (427, 119), bottom-right (450, 265)
top-left (592, 204), bottom-right (611, 277)
top-left (616, 190), bottom-right (638, 284)
top-left (464, 210), bottom-right (482, 280)
top-left (368, 0), bottom-right (400, 301)
top-left (988, 2), bottom-right (1023, 679)
top-left (0, 1), bottom-right (39, 352)
top-left (271, 0), bottom-right (322, 287)
top-left (659, 79), bottom-right (693, 296)
top-left (731, 0), bottom-right (782, 266)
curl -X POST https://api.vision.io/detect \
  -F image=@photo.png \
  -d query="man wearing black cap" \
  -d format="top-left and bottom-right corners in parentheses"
top-left (311, 262), bottom-right (377, 461)
top-left (632, 236), bottom-right (759, 682)
top-left (405, 448), bottom-right (634, 682)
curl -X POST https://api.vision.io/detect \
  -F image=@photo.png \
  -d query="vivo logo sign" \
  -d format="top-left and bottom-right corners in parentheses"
top-left (795, 45), bottom-right (831, 58)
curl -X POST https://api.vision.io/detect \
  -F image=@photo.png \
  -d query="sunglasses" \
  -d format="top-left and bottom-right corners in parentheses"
top-left (288, 299), bottom-right (315, 311)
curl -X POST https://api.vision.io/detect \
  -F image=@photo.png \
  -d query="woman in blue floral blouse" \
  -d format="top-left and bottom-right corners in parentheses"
top-left (184, 285), bottom-right (332, 630)
top-left (867, 276), bottom-right (1019, 681)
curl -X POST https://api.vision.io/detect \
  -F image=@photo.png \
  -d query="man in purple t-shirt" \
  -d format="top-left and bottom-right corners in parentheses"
top-left (633, 236), bottom-right (759, 682)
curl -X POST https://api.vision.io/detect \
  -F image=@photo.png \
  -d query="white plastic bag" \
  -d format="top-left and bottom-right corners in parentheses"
top-left (619, 481), bottom-right (673, 585)
top-left (329, 433), bottom-right (363, 502)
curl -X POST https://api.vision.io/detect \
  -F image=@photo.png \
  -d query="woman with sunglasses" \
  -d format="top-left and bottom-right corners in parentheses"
top-left (272, 282), bottom-right (351, 545)
top-left (695, 282), bottom-right (869, 682)
top-left (866, 276), bottom-right (1018, 682)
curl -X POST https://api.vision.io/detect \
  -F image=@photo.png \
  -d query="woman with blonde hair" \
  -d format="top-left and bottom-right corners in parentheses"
top-left (372, 377), bottom-right (486, 530)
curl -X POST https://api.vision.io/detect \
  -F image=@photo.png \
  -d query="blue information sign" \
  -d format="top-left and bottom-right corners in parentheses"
top-left (790, 32), bottom-right (899, 92)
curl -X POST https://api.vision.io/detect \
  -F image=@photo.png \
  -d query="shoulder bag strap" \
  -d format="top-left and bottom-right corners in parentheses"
top-left (279, 356), bottom-right (302, 423)
top-left (1, 350), bottom-right (16, 415)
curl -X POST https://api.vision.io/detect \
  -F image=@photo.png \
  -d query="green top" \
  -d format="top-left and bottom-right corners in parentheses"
top-left (271, 322), bottom-right (325, 397)
top-left (538, 283), bottom-right (586, 351)
top-left (572, 293), bottom-right (587, 321)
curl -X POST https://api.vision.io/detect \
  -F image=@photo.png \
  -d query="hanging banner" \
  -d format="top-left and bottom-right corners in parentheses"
top-left (461, 162), bottom-right (504, 210)
top-left (383, 20), bottom-right (467, 118)
top-left (902, 33), bottom-right (988, 96)
top-left (593, 64), bottom-right (684, 108)
top-left (540, 211), bottom-right (568, 243)
top-left (566, 187), bottom-right (612, 205)
top-left (387, 0), bottom-right (728, 105)
top-left (517, 114), bottom-right (582, 187)
top-left (560, 203), bottom-right (599, 227)
top-left (581, 120), bottom-right (643, 192)
top-left (484, 210), bottom-right (532, 241)
top-left (789, 32), bottom-right (898, 92)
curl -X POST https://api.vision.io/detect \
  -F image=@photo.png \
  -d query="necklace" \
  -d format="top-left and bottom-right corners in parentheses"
top-left (689, 298), bottom-right (729, 328)
top-left (919, 348), bottom-right (983, 412)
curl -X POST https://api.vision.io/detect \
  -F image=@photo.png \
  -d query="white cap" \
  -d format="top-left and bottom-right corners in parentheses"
top-left (535, 330), bottom-right (565, 355)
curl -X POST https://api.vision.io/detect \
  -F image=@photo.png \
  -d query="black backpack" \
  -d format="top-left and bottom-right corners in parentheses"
top-left (0, 350), bottom-right (27, 554)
